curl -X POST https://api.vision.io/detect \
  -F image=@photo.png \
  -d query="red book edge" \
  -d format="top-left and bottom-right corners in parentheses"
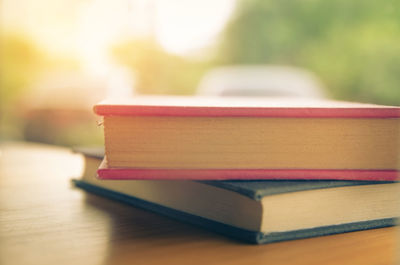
top-left (97, 158), bottom-right (398, 181)
top-left (94, 105), bottom-right (400, 118)
top-left (93, 98), bottom-right (400, 118)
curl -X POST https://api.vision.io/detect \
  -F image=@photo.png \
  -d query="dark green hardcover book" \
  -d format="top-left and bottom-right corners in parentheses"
top-left (73, 148), bottom-right (398, 244)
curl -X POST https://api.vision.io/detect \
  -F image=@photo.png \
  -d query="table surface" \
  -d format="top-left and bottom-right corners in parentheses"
top-left (0, 142), bottom-right (397, 265)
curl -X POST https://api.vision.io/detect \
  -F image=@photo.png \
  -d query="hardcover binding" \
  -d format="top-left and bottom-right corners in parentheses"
top-left (94, 97), bottom-right (400, 118)
top-left (94, 106), bottom-right (400, 119)
top-left (97, 158), bottom-right (398, 181)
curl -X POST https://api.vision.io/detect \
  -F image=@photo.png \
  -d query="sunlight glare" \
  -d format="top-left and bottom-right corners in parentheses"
top-left (155, 0), bottom-right (236, 55)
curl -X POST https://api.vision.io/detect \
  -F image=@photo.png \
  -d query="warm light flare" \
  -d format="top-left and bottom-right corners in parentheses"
top-left (2, 0), bottom-right (236, 76)
top-left (155, 0), bottom-right (236, 55)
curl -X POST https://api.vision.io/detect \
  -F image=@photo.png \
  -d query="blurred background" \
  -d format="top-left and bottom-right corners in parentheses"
top-left (1, 0), bottom-right (400, 147)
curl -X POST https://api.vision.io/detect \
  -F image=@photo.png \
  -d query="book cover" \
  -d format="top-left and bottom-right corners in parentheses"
top-left (97, 158), bottom-right (399, 181)
top-left (94, 96), bottom-right (400, 118)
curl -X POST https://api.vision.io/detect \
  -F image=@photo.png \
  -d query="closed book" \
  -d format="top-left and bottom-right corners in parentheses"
top-left (73, 148), bottom-right (399, 244)
top-left (94, 96), bottom-right (400, 181)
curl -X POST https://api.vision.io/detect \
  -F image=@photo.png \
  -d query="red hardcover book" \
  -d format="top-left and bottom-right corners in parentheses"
top-left (94, 96), bottom-right (400, 181)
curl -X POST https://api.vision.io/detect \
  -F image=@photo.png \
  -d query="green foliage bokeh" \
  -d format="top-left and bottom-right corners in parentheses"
top-left (113, 39), bottom-right (209, 95)
top-left (0, 35), bottom-right (45, 108)
top-left (217, 0), bottom-right (400, 105)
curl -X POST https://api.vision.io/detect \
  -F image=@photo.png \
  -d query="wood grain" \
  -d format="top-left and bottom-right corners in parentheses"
top-left (0, 142), bottom-right (397, 265)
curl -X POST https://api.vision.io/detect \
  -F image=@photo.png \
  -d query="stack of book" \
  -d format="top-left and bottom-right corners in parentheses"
top-left (74, 96), bottom-right (400, 244)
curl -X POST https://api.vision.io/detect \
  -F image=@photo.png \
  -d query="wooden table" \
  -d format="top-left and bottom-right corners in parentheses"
top-left (0, 142), bottom-right (397, 265)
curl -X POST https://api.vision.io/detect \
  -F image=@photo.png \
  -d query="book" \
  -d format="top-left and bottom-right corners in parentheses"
top-left (94, 96), bottom-right (400, 181)
top-left (73, 148), bottom-right (399, 244)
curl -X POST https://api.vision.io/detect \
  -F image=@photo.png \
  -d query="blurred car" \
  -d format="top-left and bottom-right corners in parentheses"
top-left (196, 65), bottom-right (326, 98)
